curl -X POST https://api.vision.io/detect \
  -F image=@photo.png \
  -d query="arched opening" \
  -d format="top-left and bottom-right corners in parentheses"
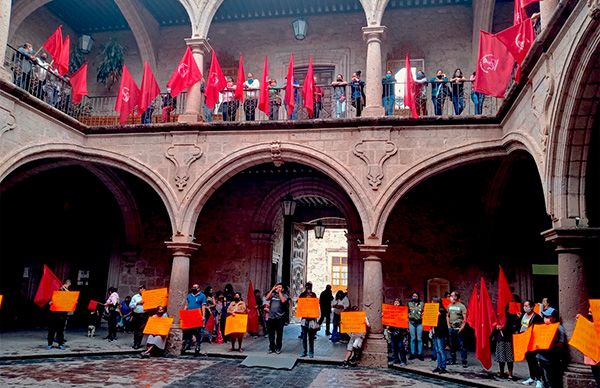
top-left (0, 159), bottom-right (172, 330)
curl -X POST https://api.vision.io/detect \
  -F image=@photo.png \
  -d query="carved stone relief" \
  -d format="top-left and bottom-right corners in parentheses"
top-left (353, 139), bottom-right (398, 190)
top-left (530, 57), bottom-right (555, 153)
top-left (270, 141), bottom-right (284, 167)
top-left (165, 144), bottom-right (203, 191)
top-left (0, 104), bottom-right (16, 138)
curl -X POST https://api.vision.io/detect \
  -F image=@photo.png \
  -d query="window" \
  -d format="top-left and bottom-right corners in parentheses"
top-left (331, 256), bottom-right (348, 293)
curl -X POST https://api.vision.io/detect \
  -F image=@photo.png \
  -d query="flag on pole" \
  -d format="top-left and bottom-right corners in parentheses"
top-left (234, 54), bottom-right (245, 102)
top-left (497, 266), bottom-right (513, 326)
top-left (496, 18), bottom-right (534, 82)
top-left (114, 65), bottom-right (140, 125)
top-left (284, 53), bottom-right (295, 118)
top-left (476, 278), bottom-right (497, 370)
top-left (34, 265), bottom-right (62, 307)
top-left (56, 35), bottom-right (70, 76)
top-left (246, 280), bottom-right (259, 334)
top-left (167, 47), bottom-right (203, 97)
top-left (69, 63), bottom-right (88, 104)
top-left (204, 50), bottom-right (228, 109)
top-left (138, 61), bottom-right (161, 115)
top-left (474, 30), bottom-right (515, 98)
top-left (258, 56), bottom-right (270, 115)
top-left (466, 284), bottom-right (479, 329)
top-left (404, 54), bottom-right (419, 118)
top-left (42, 25), bottom-right (63, 60)
top-left (302, 55), bottom-right (315, 119)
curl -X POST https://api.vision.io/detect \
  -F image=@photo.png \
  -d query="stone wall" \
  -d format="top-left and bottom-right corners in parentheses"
top-left (305, 229), bottom-right (348, 296)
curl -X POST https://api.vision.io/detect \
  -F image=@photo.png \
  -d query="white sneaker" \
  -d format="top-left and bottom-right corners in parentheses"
top-left (534, 381), bottom-right (543, 388)
top-left (521, 378), bottom-right (535, 385)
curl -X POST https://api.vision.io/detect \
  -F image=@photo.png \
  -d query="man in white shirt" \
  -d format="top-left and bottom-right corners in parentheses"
top-left (243, 72), bottom-right (259, 121)
top-left (129, 285), bottom-right (146, 349)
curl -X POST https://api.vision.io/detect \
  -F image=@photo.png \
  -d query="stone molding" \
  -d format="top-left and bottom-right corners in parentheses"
top-left (164, 241), bottom-right (201, 257)
top-left (362, 25), bottom-right (387, 43)
top-left (184, 37), bottom-right (212, 55)
top-left (589, 0), bottom-right (600, 19)
top-left (541, 227), bottom-right (600, 252)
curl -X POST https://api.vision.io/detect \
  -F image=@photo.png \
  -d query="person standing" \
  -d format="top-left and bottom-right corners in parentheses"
top-left (15, 43), bottom-right (34, 91)
top-left (227, 292), bottom-right (247, 352)
top-left (221, 77), bottom-right (238, 122)
top-left (268, 79), bottom-right (282, 120)
top-left (430, 70), bottom-right (449, 116)
top-left (299, 282), bottom-right (319, 358)
top-left (47, 280), bottom-right (70, 350)
top-left (382, 70), bottom-right (395, 116)
top-left (408, 292), bottom-right (424, 361)
top-left (104, 287), bottom-right (120, 341)
top-left (470, 72), bottom-right (485, 115)
top-left (203, 286), bottom-right (216, 343)
top-left (318, 285), bottom-right (334, 336)
top-left (493, 303), bottom-right (518, 379)
top-left (389, 298), bottom-right (408, 366)
top-left (446, 290), bottom-right (468, 367)
top-left (266, 283), bottom-right (288, 354)
top-left (350, 71), bottom-right (365, 117)
top-left (254, 289), bottom-right (267, 336)
top-left (449, 69), bottom-right (465, 115)
top-left (331, 74), bottom-right (348, 118)
top-left (313, 77), bottom-right (323, 119)
top-left (330, 290), bottom-right (350, 343)
top-left (520, 300), bottom-right (544, 387)
top-left (431, 297), bottom-right (449, 374)
top-left (129, 285), bottom-right (146, 349)
top-left (182, 283), bottom-right (206, 356)
top-left (161, 89), bottom-right (176, 122)
top-left (535, 308), bottom-right (567, 388)
top-left (243, 72), bottom-right (259, 121)
top-left (415, 71), bottom-right (428, 116)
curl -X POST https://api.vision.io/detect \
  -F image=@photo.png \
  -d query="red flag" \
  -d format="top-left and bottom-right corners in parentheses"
top-left (69, 63), bottom-right (88, 104)
top-left (496, 19), bottom-right (534, 65)
top-left (302, 56), bottom-right (315, 119)
top-left (167, 47), bottom-right (202, 97)
top-left (114, 65), bottom-right (140, 125)
top-left (284, 53), bottom-right (295, 118)
top-left (513, 0), bottom-right (527, 24)
top-left (34, 265), bottom-right (62, 307)
top-left (258, 56), bottom-right (270, 115)
top-left (474, 30), bottom-right (515, 98)
top-left (205, 50), bottom-right (228, 109)
top-left (205, 313), bottom-right (215, 332)
top-left (404, 54), bottom-right (419, 118)
top-left (466, 284), bottom-right (479, 329)
top-left (476, 278), bottom-right (498, 370)
top-left (42, 25), bottom-right (63, 60)
top-left (234, 54), bottom-right (245, 102)
top-left (246, 280), bottom-right (259, 334)
top-left (497, 266), bottom-right (513, 326)
top-left (56, 35), bottom-right (70, 76)
top-left (138, 61), bottom-right (160, 115)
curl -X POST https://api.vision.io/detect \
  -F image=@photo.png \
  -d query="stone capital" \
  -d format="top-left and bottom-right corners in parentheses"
top-left (541, 227), bottom-right (600, 253)
top-left (362, 25), bottom-right (386, 43)
top-left (184, 37), bottom-right (212, 55)
top-left (358, 244), bottom-right (388, 258)
top-left (165, 240), bottom-right (201, 257)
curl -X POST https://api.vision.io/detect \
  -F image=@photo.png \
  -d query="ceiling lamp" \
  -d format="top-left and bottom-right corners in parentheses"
top-left (281, 194), bottom-right (297, 216)
top-left (314, 221), bottom-right (326, 239)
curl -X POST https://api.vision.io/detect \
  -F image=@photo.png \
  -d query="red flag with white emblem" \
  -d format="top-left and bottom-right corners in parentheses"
top-left (204, 50), bottom-right (228, 109)
top-left (496, 18), bottom-right (534, 65)
top-left (473, 30), bottom-right (515, 98)
top-left (167, 47), bottom-right (203, 97)
top-left (114, 65), bottom-right (140, 125)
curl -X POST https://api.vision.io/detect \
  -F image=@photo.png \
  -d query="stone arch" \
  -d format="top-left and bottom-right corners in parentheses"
top-left (545, 9), bottom-right (600, 227)
top-left (374, 135), bottom-right (539, 237)
top-left (360, 0), bottom-right (391, 26)
top-left (180, 142), bottom-right (373, 239)
top-left (0, 143), bottom-right (179, 236)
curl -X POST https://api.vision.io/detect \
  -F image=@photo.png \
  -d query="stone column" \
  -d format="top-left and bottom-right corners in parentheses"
top-left (164, 240), bottom-right (200, 355)
top-left (0, 0), bottom-right (12, 82)
top-left (358, 243), bottom-right (388, 367)
top-left (177, 38), bottom-right (211, 123)
top-left (542, 227), bottom-right (600, 387)
top-left (361, 26), bottom-right (386, 118)
top-left (346, 232), bottom-right (363, 308)
top-left (540, 0), bottom-right (559, 30)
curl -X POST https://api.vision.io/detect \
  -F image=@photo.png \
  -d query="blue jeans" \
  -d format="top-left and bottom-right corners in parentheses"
top-left (382, 96), bottom-right (395, 116)
top-left (203, 105), bottom-right (213, 122)
top-left (452, 93), bottom-right (464, 115)
top-left (432, 96), bottom-right (444, 115)
top-left (335, 100), bottom-right (346, 118)
top-left (449, 328), bottom-right (467, 364)
top-left (331, 313), bottom-right (341, 342)
top-left (391, 332), bottom-right (407, 363)
top-left (409, 321), bottom-right (423, 356)
top-left (434, 336), bottom-right (447, 369)
top-left (471, 92), bottom-right (485, 115)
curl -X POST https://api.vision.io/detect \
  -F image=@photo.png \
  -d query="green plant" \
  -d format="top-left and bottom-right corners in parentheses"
top-left (96, 38), bottom-right (126, 90)
top-left (69, 48), bottom-right (86, 74)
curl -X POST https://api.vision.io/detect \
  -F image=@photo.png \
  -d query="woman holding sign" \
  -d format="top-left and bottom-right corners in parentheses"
top-left (141, 306), bottom-right (169, 358)
top-left (298, 282), bottom-right (319, 358)
top-left (227, 292), bottom-right (247, 352)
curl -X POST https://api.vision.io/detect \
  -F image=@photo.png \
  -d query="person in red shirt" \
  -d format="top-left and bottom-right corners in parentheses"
top-left (313, 76), bottom-right (323, 119)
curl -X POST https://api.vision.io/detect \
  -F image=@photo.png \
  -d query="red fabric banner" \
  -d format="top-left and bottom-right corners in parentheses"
top-left (284, 53), bottom-right (295, 118)
top-left (476, 278), bottom-right (498, 370)
top-left (466, 283), bottom-right (478, 329)
top-left (204, 50), bottom-right (228, 109)
top-left (246, 280), bottom-right (259, 334)
top-left (404, 54), bottom-right (418, 118)
top-left (138, 61), bottom-right (160, 115)
top-left (234, 54), bottom-right (245, 102)
top-left (56, 35), bottom-right (70, 76)
top-left (43, 25), bottom-right (63, 61)
top-left (513, 0), bottom-right (528, 25)
top-left (497, 265), bottom-right (513, 326)
top-left (474, 30), bottom-right (515, 98)
top-left (167, 47), bottom-right (202, 97)
top-left (114, 65), bottom-right (140, 125)
top-left (302, 56), bottom-right (315, 118)
top-left (34, 265), bottom-right (62, 307)
top-left (258, 56), bottom-right (270, 115)
top-left (70, 63), bottom-right (88, 104)
top-left (496, 19), bottom-right (534, 65)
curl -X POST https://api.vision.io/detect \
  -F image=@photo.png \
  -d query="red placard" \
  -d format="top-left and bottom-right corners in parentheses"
top-left (87, 300), bottom-right (99, 311)
top-left (179, 308), bottom-right (204, 329)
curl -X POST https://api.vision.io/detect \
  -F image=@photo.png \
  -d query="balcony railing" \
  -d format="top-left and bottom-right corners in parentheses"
top-left (3, 43), bottom-right (499, 127)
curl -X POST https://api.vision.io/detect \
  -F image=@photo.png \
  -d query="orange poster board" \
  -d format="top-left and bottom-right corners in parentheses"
top-left (143, 316), bottom-right (174, 336)
top-left (422, 303), bottom-right (439, 327)
top-left (179, 309), bottom-right (204, 329)
top-left (529, 323), bottom-right (559, 351)
top-left (225, 313), bottom-right (248, 335)
top-left (382, 304), bottom-right (408, 329)
top-left (589, 299), bottom-right (600, 333)
top-left (340, 311), bottom-right (366, 333)
top-left (87, 300), bottom-right (100, 311)
top-left (296, 298), bottom-right (320, 319)
top-left (513, 326), bottom-right (533, 362)
top-left (49, 291), bottom-right (80, 312)
top-left (0, 295), bottom-right (3, 309)
top-left (142, 288), bottom-right (168, 310)
top-left (508, 302), bottom-right (522, 315)
top-left (569, 315), bottom-right (600, 363)
top-left (533, 304), bottom-right (541, 315)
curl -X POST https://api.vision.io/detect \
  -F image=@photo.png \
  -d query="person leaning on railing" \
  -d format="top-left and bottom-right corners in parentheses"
top-left (470, 72), bottom-right (485, 115)
top-left (350, 71), bottom-right (365, 117)
top-left (430, 70), bottom-right (449, 116)
top-left (161, 89), bottom-right (176, 123)
top-left (449, 69), bottom-right (466, 116)
top-left (13, 43), bottom-right (35, 91)
top-left (313, 77), bottom-right (323, 119)
top-left (415, 71), bottom-right (428, 116)
top-left (220, 77), bottom-right (238, 122)
top-left (382, 70), bottom-right (395, 116)
top-left (243, 72), bottom-right (259, 121)
top-left (268, 79), bottom-right (282, 120)
top-left (331, 74), bottom-right (348, 119)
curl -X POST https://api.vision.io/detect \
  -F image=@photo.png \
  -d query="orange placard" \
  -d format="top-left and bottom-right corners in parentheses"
top-left (590, 299), bottom-right (600, 333)
top-left (296, 298), bottom-right (320, 319)
top-left (142, 288), bottom-right (168, 310)
top-left (533, 304), bottom-right (541, 315)
top-left (49, 291), bottom-right (80, 312)
top-left (340, 311), bottom-right (366, 333)
top-left (0, 295), bottom-right (3, 309)
top-left (508, 302), bottom-right (522, 315)
top-left (143, 316), bottom-right (173, 336)
top-left (513, 326), bottom-right (533, 362)
top-left (529, 323), bottom-right (559, 351)
top-left (569, 315), bottom-right (600, 363)
top-left (422, 303), bottom-right (439, 327)
top-left (87, 300), bottom-right (99, 311)
top-left (225, 313), bottom-right (248, 335)
top-left (179, 309), bottom-right (204, 329)
top-left (382, 304), bottom-right (408, 329)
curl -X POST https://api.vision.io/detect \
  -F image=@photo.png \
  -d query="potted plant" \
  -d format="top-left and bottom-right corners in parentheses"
top-left (96, 38), bottom-right (126, 90)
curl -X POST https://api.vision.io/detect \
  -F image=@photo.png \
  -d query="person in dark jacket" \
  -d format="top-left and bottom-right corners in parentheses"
top-left (389, 298), bottom-right (408, 365)
top-left (431, 297), bottom-right (449, 374)
top-left (520, 300), bottom-right (545, 387)
top-left (318, 285), bottom-right (334, 336)
top-left (494, 306), bottom-right (519, 379)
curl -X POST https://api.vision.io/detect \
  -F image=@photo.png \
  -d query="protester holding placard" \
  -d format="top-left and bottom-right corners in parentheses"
top-left (140, 305), bottom-right (169, 358)
top-left (493, 303), bottom-right (519, 380)
top-left (408, 292), bottom-right (425, 361)
top-left (331, 290), bottom-right (350, 343)
top-left (447, 290), bottom-right (468, 367)
top-left (519, 300), bottom-right (544, 387)
top-left (129, 285), bottom-right (146, 349)
top-left (226, 292), bottom-right (247, 352)
top-left (46, 280), bottom-right (71, 350)
top-left (342, 306), bottom-right (370, 368)
top-left (266, 283), bottom-right (288, 354)
top-left (387, 298), bottom-right (408, 366)
top-left (104, 286), bottom-right (120, 341)
top-left (182, 283), bottom-right (206, 356)
top-left (298, 282), bottom-right (319, 358)
top-left (431, 297), bottom-right (449, 374)
top-left (535, 308), bottom-right (567, 388)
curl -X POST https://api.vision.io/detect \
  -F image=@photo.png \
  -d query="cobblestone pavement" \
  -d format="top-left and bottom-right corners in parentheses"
top-left (0, 356), bottom-right (471, 388)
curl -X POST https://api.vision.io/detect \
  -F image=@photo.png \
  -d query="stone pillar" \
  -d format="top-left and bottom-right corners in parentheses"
top-left (177, 38), bottom-right (211, 123)
top-left (346, 233), bottom-right (363, 308)
top-left (358, 243), bottom-right (388, 367)
top-left (0, 0), bottom-right (13, 82)
top-left (542, 227), bottom-right (600, 388)
top-left (164, 240), bottom-right (200, 355)
top-left (540, 0), bottom-right (559, 30)
top-left (361, 26), bottom-right (386, 118)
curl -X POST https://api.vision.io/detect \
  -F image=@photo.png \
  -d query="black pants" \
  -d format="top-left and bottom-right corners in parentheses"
top-left (267, 318), bottom-right (285, 351)
top-left (525, 351), bottom-right (541, 380)
top-left (301, 325), bottom-right (318, 354)
top-left (313, 102), bottom-right (322, 118)
top-left (353, 98), bottom-right (363, 117)
top-left (318, 308), bottom-right (331, 334)
top-left (182, 327), bottom-right (204, 352)
top-left (132, 312), bottom-right (147, 347)
top-left (107, 309), bottom-right (118, 340)
top-left (244, 99), bottom-right (257, 121)
top-left (47, 313), bottom-right (66, 346)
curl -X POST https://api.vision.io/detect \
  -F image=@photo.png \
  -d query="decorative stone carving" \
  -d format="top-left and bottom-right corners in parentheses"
top-left (165, 144), bottom-right (203, 191)
top-left (270, 141), bottom-right (284, 167)
top-left (353, 139), bottom-right (397, 190)
top-left (588, 0), bottom-right (600, 19)
top-left (530, 59), bottom-right (555, 153)
top-left (0, 105), bottom-right (16, 138)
